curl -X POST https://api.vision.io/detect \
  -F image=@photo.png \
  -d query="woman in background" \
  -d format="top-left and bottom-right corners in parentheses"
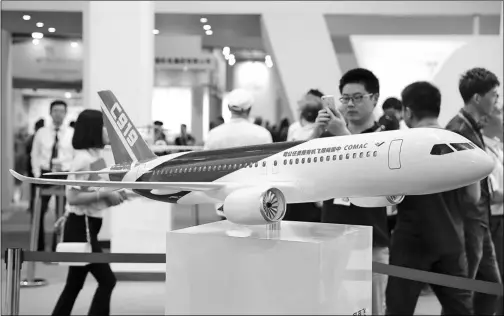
top-left (52, 109), bottom-right (126, 316)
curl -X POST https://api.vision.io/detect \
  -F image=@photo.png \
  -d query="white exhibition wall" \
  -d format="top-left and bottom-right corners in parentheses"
top-left (152, 87), bottom-right (193, 134)
top-left (433, 37), bottom-right (503, 126)
top-left (231, 61), bottom-right (278, 124)
top-left (351, 35), bottom-right (471, 119)
top-left (351, 35), bottom-right (503, 124)
top-left (220, 61), bottom-right (278, 124)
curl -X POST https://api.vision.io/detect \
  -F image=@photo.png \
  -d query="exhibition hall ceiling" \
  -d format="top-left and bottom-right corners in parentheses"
top-left (2, 11), bottom-right (500, 42)
top-left (1, 10), bottom-right (82, 39)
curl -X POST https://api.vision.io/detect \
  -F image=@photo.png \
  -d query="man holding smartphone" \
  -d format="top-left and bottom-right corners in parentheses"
top-left (316, 68), bottom-right (390, 316)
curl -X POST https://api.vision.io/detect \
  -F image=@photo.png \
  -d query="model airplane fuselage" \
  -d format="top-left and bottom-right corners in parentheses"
top-left (10, 90), bottom-right (494, 225)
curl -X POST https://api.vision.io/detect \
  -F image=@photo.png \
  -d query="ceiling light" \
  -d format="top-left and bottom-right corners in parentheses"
top-left (36, 22), bottom-right (44, 27)
top-left (229, 54), bottom-right (235, 60)
top-left (65, 92), bottom-right (72, 99)
top-left (200, 18), bottom-right (208, 23)
top-left (32, 39), bottom-right (40, 45)
top-left (206, 30), bottom-right (213, 35)
top-left (70, 42), bottom-right (78, 48)
top-left (23, 15), bottom-right (31, 21)
top-left (48, 27), bottom-right (56, 33)
top-left (31, 32), bottom-right (43, 39)
top-left (222, 47), bottom-right (230, 55)
top-left (229, 59), bottom-right (236, 66)
top-left (153, 29), bottom-right (159, 35)
top-left (203, 25), bottom-right (211, 31)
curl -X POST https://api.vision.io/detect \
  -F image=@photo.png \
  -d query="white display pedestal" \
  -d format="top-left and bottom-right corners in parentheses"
top-left (165, 220), bottom-right (372, 315)
top-left (110, 198), bottom-right (172, 275)
top-left (109, 197), bottom-right (220, 279)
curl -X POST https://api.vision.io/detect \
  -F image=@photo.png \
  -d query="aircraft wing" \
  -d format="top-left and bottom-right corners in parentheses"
top-left (10, 170), bottom-right (226, 192)
top-left (44, 170), bottom-right (129, 176)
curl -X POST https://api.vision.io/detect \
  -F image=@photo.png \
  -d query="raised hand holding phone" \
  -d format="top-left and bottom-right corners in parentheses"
top-left (321, 95), bottom-right (337, 113)
top-left (316, 95), bottom-right (350, 136)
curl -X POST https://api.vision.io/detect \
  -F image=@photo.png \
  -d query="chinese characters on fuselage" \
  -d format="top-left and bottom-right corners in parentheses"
top-left (283, 143), bottom-right (369, 157)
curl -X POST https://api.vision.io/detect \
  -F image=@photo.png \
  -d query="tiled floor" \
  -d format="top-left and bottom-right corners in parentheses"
top-left (2, 202), bottom-right (441, 315)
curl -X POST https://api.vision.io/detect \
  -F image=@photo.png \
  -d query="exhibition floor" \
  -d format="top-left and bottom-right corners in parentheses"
top-left (2, 203), bottom-right (441, 315)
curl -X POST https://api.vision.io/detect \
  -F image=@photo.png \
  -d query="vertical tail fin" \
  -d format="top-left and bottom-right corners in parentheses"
top-left (98, 90), bottom-right (156, 164)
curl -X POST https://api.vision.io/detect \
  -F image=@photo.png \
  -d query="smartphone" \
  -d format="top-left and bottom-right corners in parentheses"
top-left (321, 95), bottom-right (337, 113)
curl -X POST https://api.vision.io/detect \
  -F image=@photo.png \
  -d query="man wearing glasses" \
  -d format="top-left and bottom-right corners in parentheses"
top-left (315, 68), bottom-right (390, 315)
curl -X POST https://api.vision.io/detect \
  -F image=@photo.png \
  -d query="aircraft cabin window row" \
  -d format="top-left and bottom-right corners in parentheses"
top-left (152, 161), bottom-right (269, 175)
top-left (150, 150), bottom-right (380, 176)
top-left (430, 142), bottom-right (476, 155)
top-left (283, 150), bottom-right (378, 165)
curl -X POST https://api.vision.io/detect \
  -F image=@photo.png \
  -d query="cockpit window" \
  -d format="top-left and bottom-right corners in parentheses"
top-left (430, 144), bottom-right (454, 155)
top-left (450, 143), bottom-right (470, 151)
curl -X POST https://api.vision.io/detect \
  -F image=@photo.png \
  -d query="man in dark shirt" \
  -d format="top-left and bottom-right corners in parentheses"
top-left (445, 67), bottom-right (501, 315)
top-left (385, 81), bottom-right (473, 315)
top-left (175, 124), bottom-right (195, 146)
top-left (316, 68), bottom-right (389, 316)
top-left (26, 119), bottom-right (45, 213)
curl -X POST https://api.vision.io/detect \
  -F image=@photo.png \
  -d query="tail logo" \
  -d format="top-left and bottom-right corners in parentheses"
top-left (110, 102), bottom-right (138, 147)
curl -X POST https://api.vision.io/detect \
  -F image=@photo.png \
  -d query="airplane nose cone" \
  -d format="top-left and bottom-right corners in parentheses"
top-left (478, 149), bottom-right (496, 176)
top-left (465, 148), bottom-right (495, 181)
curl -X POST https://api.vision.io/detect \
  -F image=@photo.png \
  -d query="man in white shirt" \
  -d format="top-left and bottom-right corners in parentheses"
top-left (204, 89), bottom-right (272, 218)
top-left (30, 100), bottom-right (74, 251)
top-left (205, 89), bottom-right (272, 150)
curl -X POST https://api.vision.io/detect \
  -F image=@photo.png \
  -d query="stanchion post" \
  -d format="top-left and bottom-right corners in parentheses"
top-left (20, 186), bottom-right (47, 288)
top-left (4, 248), bottom-right (23, 316)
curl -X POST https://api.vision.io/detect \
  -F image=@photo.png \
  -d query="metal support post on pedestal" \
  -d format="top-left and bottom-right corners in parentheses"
top-left (266, 221), bottom-right (281, 239)
top-left (20, 187), bottom-right (47, 288)
top-left (4, 248), bottom-right (23, 315)
top-left (193, 204), bottom-right (200, 226)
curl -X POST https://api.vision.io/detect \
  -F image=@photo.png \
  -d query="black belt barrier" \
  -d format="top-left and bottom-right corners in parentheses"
top-left (3, 248), bottom-right (503, 316)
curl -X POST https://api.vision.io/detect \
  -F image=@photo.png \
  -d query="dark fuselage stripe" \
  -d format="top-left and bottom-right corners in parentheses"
top-left (132, 141), bottom-right (304, 203)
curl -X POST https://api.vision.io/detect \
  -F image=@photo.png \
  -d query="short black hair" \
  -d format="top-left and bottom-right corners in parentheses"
top-left (69, 121), bottom-right (75, 128)
top-left (154, 121), bottom-right (163, 126)
top-left (378, 114), bottom-right (400, 131)
top-left (382, 97), bottom-right (403, 111)
top-left (50, 100), bottom-right (67, 112)
top-left (307, 89), bottom-right (324, 98)
top-left (300, 99), bottom-right (323, 123)
top-left (459, 67), bottom-right (500, 104)
top-left (72, 109), bottom-right (105, 150)
top-left (34, 119), bottom-right (45, 131)
top-left (339, 68), bottom-right (380, 95)
top-left (401, 81), bottom-right (441, 120)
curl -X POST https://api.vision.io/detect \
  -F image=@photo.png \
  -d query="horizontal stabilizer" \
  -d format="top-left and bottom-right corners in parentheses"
top-left (10, 170), bottom-right (227, 192)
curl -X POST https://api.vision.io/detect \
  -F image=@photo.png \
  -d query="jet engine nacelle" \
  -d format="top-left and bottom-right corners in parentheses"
top-left (223, 187), bottom-right (287, 225)
top-left (348, 195), bottom-right (405, 208)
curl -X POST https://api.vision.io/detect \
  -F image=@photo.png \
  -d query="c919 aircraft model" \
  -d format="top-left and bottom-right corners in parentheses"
top-left (11, 91), bottom-right (494, 226)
